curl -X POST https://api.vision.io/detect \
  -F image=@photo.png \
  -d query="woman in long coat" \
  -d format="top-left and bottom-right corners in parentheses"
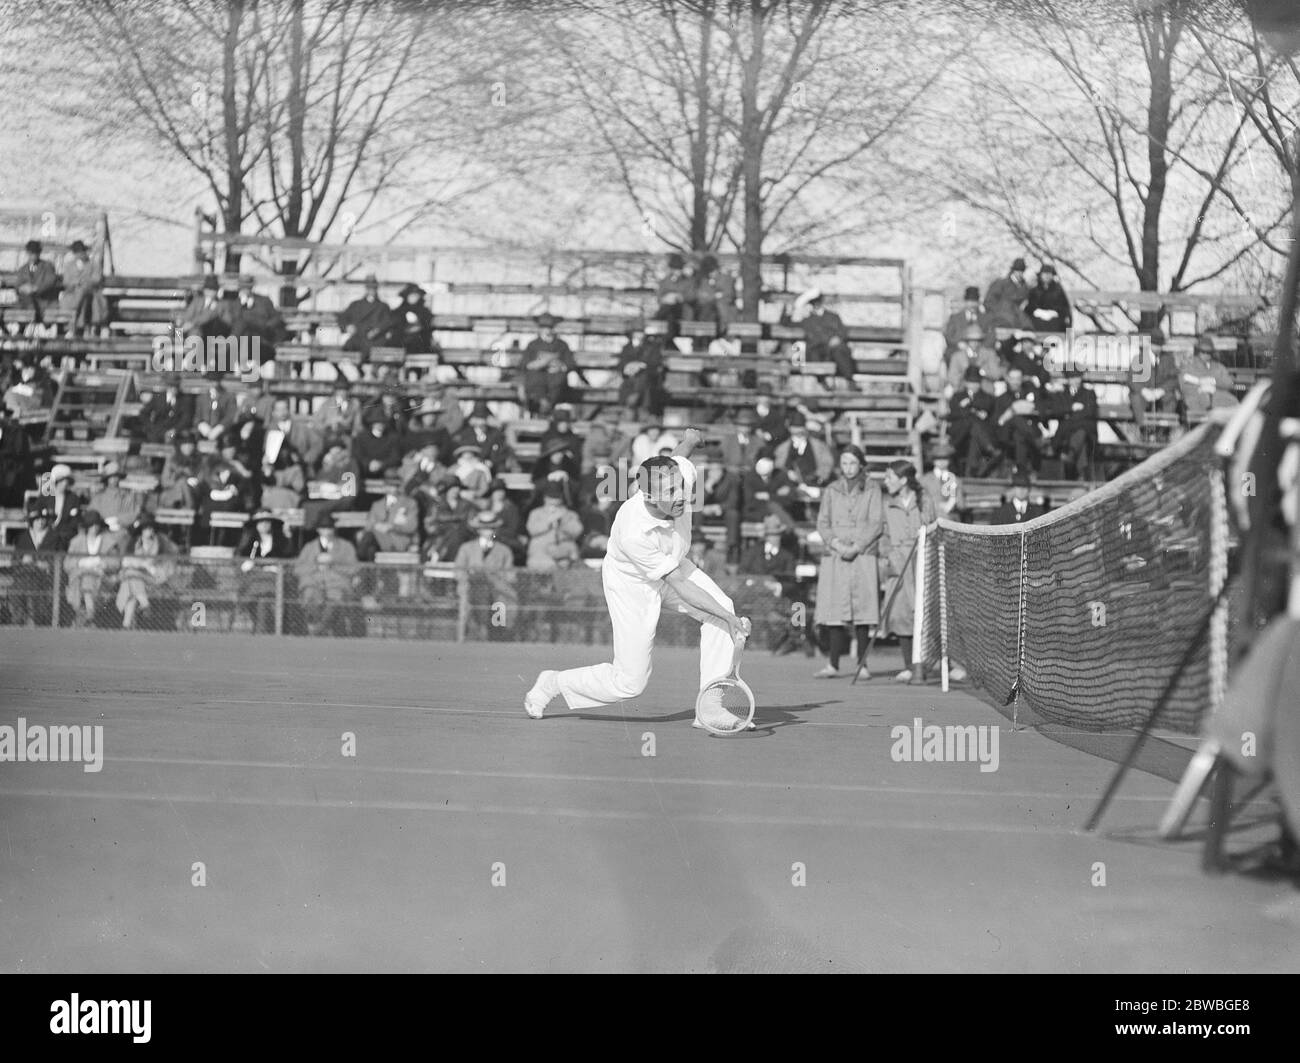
top-left (881, 460), bottom-right (937, 682)
top-left (814, 445), bottom-right (886, 678)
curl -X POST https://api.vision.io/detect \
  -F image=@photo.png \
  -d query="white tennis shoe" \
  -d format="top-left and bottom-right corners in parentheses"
top-left (525, 670), bottom-right (560, 719)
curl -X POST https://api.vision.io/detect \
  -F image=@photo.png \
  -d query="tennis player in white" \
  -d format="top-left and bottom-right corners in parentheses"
top-left (525, 428), bottom-right (751, 726)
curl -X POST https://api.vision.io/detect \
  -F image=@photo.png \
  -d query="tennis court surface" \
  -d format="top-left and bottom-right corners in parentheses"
top-left (1, 627), bottom-right (1296, 973)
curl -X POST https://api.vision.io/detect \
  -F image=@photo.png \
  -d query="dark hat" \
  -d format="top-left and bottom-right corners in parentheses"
top-left (202, 275), bottom-right (219, 291)
top-left (315, 512), bottom-right (337, 530)
top-left (468, 400), bottom-right (492, 420)
top-left (251, 508), bottom-right (282, 524)
top-left (1195, 332), bottom-right (1217, 353)
top-left (132, 512), bottom-right (158, 532)
top-left (70, 239), bottom-right (88, 254)
top-left (929, 440), bottom-right (955, 459)
top-left (963, 365), bottom-right (984, 383)
top-left (469, 511), bottom-right (503, 531)
top-left (551, 403), bottom-right (574, 422)
top-left (330, 379), bottom-right (352, 394)
top-left (1039, 263), bottom-right (1057, 276)
top-left (963, 286), bottom-right (980, 302)
top-left (362, 273), bottom-right (379, 286)
top-left (398, 282), bottom-right (425, 298)
top-left (666, 252), bottom-right (685, 270)
top-left (539, 434), bottom-right (578, 461)
top-left (1011, 257), bottom-right (1027, 272)
top-left (487, 477), bottom-right (507, 495)
top-left (79, 508), bottom-right (106, 530)
top-left (839, 444), bottom-right (866, 464)
top-left (436, 474), bottom-right (462, 491)
top-left (453, 443), bottom-right (483, 459)
top-left (534, 312), bottom-right (561, 329)
top-left (237, 273), bottom-right (255, 288)
top-left (698, 252), bottom-right (718, 272)
top-left (175, 428), bottom-right (198, 443)
top-left (1064, 363), bottom-right (1085, 378)
top-left (542, 481), bottom-right (566, 499)
top-left (25, 501), bottom-right (53, 522)
top-left (1010, 469), bottom-right (1033, 488)
top-left (733, 408), bottom-right (758, 427)
top-left (24, 239), bottom-right (41, 255)
top-left (787, 409), bottom-right (807, 428)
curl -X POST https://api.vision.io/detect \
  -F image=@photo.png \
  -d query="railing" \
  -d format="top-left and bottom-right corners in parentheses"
top-left (0, 549), bottom-right (811, 649)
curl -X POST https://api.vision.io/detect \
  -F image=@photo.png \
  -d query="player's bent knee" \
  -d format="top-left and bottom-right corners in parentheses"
top-left (611, 668), bottom-right (650, 699)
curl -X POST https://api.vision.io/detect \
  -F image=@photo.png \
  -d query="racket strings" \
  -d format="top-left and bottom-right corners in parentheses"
top-left (698, 678), bottom-right (754, 733)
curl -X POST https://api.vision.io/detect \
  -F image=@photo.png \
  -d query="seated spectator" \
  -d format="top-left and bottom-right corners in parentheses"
top-left (63, 509), bottom-right (124, 627)
top-left (1025, 263), bottom-right (1072, 333)
top-left (479, 477), bottom-right (525, 562)
top-left (88, 461), bottom-right (143, 533)
top-left (455, 511), bottom-right (515, 569)
top-left (984, 258), bottom-right (1031, 332)
top-left (582, 406), bottom-right (628, 477)
top-left (616, 326), bottom-right (667, 416)
top-left (354, 416), bottom-right (404, 480)
top-left (754, 390), bottom-right (789, 447)
top-left (692, 252), bottom-right (737, 333)
top-left (314, 441), bottom-right (362, 500)
top-left (946, 366), bottom-right (1001, 477)
top-left (178, 275), bottom-right (231, 340)
top-left (3, 359), bottom-right (55, 417)
top-left (237, 509), bottom-right (293, 634)
top-left (115, 514), bottom-right (179, 629)
top-left (533, 431), bottom-right (581, 507)
top-left (773, 410), bottom-right (835, 491)
top-left (47, 463), bottom-right (86, 542)
top-left (401, 395), bottom-right (453, 464)
top-left (451, 400), bottom-right (513, 472)
top-left (338, 274), bottom-right (393, 362)
top-left (719, 408), bottom-right (767, 472)
top-left (450, 443), bottom-right (493, 504)
top-left (193, 375), bottom-right (237, 444)
top-left (989, 468), bottom-right (1046, 524)
top-left (227, 274), bottom-right (287, 364)
top-left (0, 404), bottom-right (34, 507)
top-left (264, 398), bottom-right (323, 472)
top-left (356, 488), bottom-right (420, 560)
top-left (578, 487), bottom-right (620, 560)
top-left (312, 382), bottom-right (363, 447)
top-left (398, 442), bottom-right (447, 500)
top-left (629, 422), bottom-right (681, 465)
top-left (391, 283), bottom-right (437, 355)
top-left (225, 395), bottom-right (266, 471)
top-left (520, 313), bottom-right (583, 416)
top-left (737, 514), bottom-right (810, 655)
top-left (367, 388), bottom-right (410, 438)
top-left (1047, 366), bottom-right (1099, 479)
top-left (257, 456), bottom-right (305, 512)
top-left (12, 240), bottom-right (60, 324)
top-left (796, 288), bottom-right (855, 388)
top-left (423, 476), bottom-right (475, 562)
top-left (7, 503), bottom-right (62, 626)
top-left (1175, 333), bottom-right (1239, 422)
top-left (200, 451), bottom-right (255, 522)
top-left (60, 239), bottom-right (106, 337)
top-left (138, 375), bottom-right (195, 444)
top-left (294, 513), bottom-right (360, 636)
top-left (946, 324), bottom-right (1003, 392)
top-left (942, 286), bottom-right (991, 360)
top-left (654, 252), bottom-right (693, 340)
top-left (693, 446), bottom-right (742, 564)
top-left (525, 482), bottom-right (584, 571)
top-left (920, 440), bottom-right (965, 520)
top-left (158, 431), bottom-right (205, 509)
top-left (993, 365), bottom-right (1043, 473)
top-left (999, 332), bottom-right (1052, 389)
top-left (741, 455), bottom-right (797, 530)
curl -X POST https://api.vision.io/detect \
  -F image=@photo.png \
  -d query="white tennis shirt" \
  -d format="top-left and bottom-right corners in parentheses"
top-left (604, 455), bottom-right (696, 584)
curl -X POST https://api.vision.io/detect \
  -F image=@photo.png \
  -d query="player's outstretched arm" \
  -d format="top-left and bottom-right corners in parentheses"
top-left (672, 427), bottom-right (704, 460)
top-left (663, 566), bottom-right (750, 640)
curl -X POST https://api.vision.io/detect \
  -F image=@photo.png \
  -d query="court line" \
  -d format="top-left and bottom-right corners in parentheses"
top-left (7, 754), bottom-right (1172, 802)
top-left (0, 786), bottom-right (1095, 835)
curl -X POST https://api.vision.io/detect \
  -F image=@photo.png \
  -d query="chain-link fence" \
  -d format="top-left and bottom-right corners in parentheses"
top-left (0, 549), bottom-right (818, 649)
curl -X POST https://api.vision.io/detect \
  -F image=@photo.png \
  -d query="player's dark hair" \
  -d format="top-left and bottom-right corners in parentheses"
top-left (888, 459), bottom-right (922, 499)
top-left (638, 455), bottom-right (682, 500)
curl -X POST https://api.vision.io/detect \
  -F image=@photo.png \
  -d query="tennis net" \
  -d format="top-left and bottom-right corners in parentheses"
top-left (917, 422), bottom-right (1236, 733)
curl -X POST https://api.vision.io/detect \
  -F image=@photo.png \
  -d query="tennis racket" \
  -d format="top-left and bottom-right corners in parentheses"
top-left (695, 632), bottom-right (756, 735)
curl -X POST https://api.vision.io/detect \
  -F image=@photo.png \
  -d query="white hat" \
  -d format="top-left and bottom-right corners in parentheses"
top-left (50, 463), bottom-right (73, 483)
top-left (794, 287), bottom-right (823, 310)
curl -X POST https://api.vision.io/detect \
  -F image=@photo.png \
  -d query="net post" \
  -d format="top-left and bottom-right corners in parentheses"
top-left (51, 559), bottom-right (62, 629)
top-left (938, 536), bottom-right (949, 693)
top-left (274, 564), bottom-right (284, 637)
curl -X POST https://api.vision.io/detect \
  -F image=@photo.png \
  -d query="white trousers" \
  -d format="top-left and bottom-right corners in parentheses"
top-left (556, 560), bottom-right (736, 710)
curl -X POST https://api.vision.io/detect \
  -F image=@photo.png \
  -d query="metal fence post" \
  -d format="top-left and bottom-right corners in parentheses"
top-left (51, 559), bottom-right (62, 629)
top-left (274, 564), bottom-right (284, 636)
